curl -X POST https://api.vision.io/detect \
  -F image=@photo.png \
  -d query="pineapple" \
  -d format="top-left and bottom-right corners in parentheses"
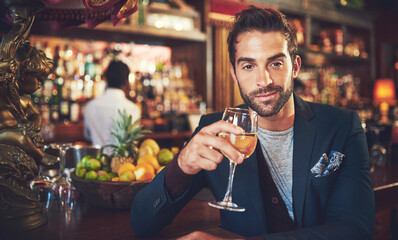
top-left (110, 109), bottom-right (151, 173)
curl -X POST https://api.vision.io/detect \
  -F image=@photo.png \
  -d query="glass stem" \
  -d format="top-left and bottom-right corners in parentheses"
top-left (37, 165), bottom-right (43, 176)
top-left (59, 146), bottom-right (67, 176)
top-left (222, 161), bottom-right (237, 203)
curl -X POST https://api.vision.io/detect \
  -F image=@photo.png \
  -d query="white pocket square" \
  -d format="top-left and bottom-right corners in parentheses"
top-left (311, 150), bottom-right (345, 177)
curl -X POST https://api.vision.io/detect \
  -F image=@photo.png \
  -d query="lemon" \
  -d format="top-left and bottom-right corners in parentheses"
top-left (117, 163), bottom-right (136, 177)
top-left (111, 176), bottom-right (120, 182)
top-left (119, 171), bottom-right (136, 182)
top-left (137, 154), bottom-right (160, 170)
top-left (85, 170), bottom-right (98, 180)
top-left (140, 139), bottom-right (160, 155)
top-left (157, 149), bottom-right (174, 166)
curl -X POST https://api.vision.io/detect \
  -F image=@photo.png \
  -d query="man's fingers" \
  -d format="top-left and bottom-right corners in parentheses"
top-left (198, 135), bottom-right (244, 164)
top-left (202, 120), bottom-right (244, 136)
top-left (178, 121), bottom-right (247, 175)
top-left (197, 147), bottom-right (223, 170)
top-left (196, 158), bottom-right (219, 171)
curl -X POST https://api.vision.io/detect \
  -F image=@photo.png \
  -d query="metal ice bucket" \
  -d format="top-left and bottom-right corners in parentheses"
top-left (65, 145), bottom-right (103, 168)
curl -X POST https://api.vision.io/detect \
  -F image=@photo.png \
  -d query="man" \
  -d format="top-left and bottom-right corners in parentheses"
top-left (131, 6), bottom-right (374, 239)
top-left (84, 60), bottom-right (141, 147)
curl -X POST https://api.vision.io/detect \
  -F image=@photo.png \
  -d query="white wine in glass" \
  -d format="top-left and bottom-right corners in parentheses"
top-left (208, 107), bottom-right (258, 212)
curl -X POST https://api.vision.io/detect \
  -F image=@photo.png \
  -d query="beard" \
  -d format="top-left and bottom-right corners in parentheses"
top-left (238, 78), bottom-right (293, 117)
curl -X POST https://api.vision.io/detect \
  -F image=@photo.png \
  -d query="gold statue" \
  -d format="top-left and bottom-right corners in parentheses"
top-left (0, 0), bottom-right (58, 231)
top-left (0, 0), bottom-right (140, 233)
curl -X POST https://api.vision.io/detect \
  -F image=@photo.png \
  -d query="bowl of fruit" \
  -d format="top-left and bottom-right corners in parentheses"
top-left (71, 111), bottom-right (176, 209)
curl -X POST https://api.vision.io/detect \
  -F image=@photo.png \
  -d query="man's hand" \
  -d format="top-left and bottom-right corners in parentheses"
top-left (177, 231), bottom-right (241, 240)
top-left (177, 120), bottom-right (244, 175)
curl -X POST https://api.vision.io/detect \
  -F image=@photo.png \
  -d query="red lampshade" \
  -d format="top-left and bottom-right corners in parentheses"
top-left (373, 78), bottom-right (397, 104)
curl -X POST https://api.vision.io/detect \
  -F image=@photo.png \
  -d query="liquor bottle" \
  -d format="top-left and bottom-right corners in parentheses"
top-left (69, 102), bottom-right (81, 123)
top-left (59, 99), bottom-right (70, 122)
top-left (85, 54), bottom-right (96, 80)
top-left (53, 47), bottom-right (70, 122)
top-left (49, 75), bottom-right (61, 123)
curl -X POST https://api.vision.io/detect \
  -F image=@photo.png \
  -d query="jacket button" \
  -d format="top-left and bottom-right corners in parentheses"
top-left (272, 197), bottom-right (278, 204)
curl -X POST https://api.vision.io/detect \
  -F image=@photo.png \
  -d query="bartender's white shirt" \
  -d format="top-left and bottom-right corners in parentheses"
top-left (84, 88), bottom-right (141, 148)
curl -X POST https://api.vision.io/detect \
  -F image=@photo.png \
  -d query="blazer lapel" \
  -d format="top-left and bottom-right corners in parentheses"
top-left (292, 95), bottom-right (316, 227)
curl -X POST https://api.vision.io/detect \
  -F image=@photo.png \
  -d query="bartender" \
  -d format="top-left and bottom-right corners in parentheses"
top-left (84, 60), bottom-right (141, 148)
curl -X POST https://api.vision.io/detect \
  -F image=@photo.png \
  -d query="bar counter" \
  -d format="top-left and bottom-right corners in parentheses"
top-left (5, 198), bottom-right (225, 240)
top-left (3, 161), bottom-right (397, 240)
top-left (371, 161), bottom-right (398, 240)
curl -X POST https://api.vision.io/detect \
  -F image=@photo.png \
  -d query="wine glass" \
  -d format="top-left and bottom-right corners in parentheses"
top-left (369, 126), bottom-right (387, 172)
top-left (44, 143), bottom-right (77, 213)
top-left (30, 165), bottom-right (55, 210)
top-left (208, 107), bottom-right (258, 212)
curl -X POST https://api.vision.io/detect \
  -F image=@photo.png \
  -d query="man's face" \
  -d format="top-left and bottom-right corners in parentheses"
top-left (230, 31), bottom-right (300, 117)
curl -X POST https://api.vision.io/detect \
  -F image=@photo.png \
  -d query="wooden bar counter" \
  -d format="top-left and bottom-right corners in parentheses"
top-left (371, 161), bottom-right (398, 240)
top-left (4, 197), bottom-right (222, 240)
top-left (3, 161), bottom-right (397, 240)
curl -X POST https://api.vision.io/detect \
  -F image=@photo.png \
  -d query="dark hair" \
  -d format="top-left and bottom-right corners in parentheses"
top-left (105, 61), bottom-right (130, 88)
top-left (227, 6), bottom-right (298, 71)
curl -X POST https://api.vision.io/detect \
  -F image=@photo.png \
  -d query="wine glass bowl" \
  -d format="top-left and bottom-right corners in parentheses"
top-left (30, 172), bottom-right (54, 210)
top-left (218, 133), bottom-right (258, 160)
top-left (368, 126), bottom-right (387, 173)
top-left (208, 107), bottom-right (258, 212)
top-left (43, 143), bottom-right (79, 213)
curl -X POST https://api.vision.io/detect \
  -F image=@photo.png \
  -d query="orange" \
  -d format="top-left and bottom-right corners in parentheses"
top-left (111, 177), bottom-right (120, 182)
top-left (134, 163), bottom-right (155, 182)
top-left (171, 147), bottom-right (179, 155)
top-left (117, 163), bottom-right (136, 177)
top-left (137, 154), bottom-right (160, 170)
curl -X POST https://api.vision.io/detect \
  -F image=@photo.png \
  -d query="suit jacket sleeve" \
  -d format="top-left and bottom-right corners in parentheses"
top-left (130, 115), bottom-right (215, 237)
top-left (265, 111), bottom-right (375, 240)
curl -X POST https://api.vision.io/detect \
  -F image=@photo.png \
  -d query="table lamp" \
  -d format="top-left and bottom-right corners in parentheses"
top-left (373, 78), bottom-right (397, 124)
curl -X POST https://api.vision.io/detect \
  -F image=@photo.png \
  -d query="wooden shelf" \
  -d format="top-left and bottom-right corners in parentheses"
top-left (299, 49), bottom-right (370, 66)
top-left (147, 131), bottom-right (192, 140)
top-left (144, 131), bottom-right (191, 148)
top-left (44, 121), bottom-right (191, 148)
top-left (87, 21), bottom-right (207, 43)
top-left (30, 21), bottom-right (207, 45)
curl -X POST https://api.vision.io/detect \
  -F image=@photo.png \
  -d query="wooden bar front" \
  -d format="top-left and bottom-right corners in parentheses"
top-left (2, 162), bottom-right (397, 240)
top-left (3, 198), bottom-right (221, 240)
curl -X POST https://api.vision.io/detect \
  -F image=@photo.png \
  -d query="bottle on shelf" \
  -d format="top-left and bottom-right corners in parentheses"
top-left (297, 66), bottom-right (364, 109)
top-left (29, 36), bottom-right (204, 134)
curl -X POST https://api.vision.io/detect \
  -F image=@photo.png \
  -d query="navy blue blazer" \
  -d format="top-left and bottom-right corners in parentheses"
top-left (131, 95), bottom-right (375, 239)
